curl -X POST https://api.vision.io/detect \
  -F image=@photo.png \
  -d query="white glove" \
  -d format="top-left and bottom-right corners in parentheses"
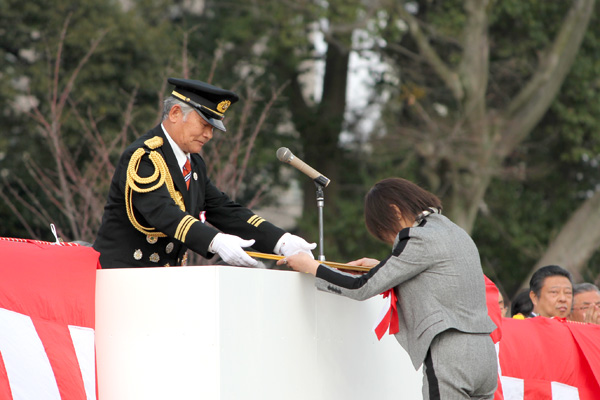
top-left (275, 233), bottom-right (317, 258)
top-left (209, 233), bottom-right (258, 267)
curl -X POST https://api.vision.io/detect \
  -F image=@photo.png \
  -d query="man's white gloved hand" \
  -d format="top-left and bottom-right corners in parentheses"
top-left (275, 233), bottom-right (317, 258)
top-left (209, 233), bottom-right (258, 267)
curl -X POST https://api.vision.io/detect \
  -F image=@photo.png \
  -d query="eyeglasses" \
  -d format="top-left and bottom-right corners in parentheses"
top-left (573, 302), bottom-right (600, 311)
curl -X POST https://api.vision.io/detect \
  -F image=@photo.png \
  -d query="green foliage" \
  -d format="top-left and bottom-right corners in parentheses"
top-left (1, 0), bottom-right (599, 290)
top-left (0, 0), bottom-right (321, 239)
top-left (476, 5), bottom-right (600, 297)
top-left (551, 28), bottom-right (600, 163)
top-left (0, 0), bottom-right (178, 239)
top-left (368, 0), bottom-right (600, 294)
top-left (420, 0), bottom-right (467, 40)
top-left (490, 0), bottom-right (567, 49)
top-left (297, 151), bottom-right (391, 263)
top-left (488, 1), bottom-right (581, 109)
top-left (474, 173), bottom-right (577, 298)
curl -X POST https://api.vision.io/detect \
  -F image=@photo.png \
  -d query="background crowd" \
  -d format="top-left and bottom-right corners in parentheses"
top-left (497, 265), bottom-right (600, 325)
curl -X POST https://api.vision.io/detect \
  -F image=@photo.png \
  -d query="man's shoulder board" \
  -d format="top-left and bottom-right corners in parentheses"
top-left (144, 136), bottom-right (164, 150)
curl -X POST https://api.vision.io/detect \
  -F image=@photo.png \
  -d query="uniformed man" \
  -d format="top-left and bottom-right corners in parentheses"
top-left (93, 78), bottom-right (315, 268)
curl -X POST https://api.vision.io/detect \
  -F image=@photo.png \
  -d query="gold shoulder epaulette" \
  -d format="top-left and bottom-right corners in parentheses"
top-left (124, 137), bottom-right (186, 238)
top-left (144, 136), bottom-right (163, 150)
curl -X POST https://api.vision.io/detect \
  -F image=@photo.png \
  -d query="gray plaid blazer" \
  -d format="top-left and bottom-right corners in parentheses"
top-left (315, 212), bottom-right (496, 369)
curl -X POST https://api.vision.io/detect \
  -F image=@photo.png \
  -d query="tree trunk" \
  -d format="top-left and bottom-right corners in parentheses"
top-left (300, 34), bottom-right (350, 218)
top-left (519, 191), bottom-right (600, 290)
top-left (400, 0), bottom-right (595, 236)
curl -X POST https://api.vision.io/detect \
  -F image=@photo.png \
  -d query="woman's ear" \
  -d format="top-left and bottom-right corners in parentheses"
top-left (390, 204), bottom-right (402, 219)
top-left (391, 204), bottom-right (415, 229)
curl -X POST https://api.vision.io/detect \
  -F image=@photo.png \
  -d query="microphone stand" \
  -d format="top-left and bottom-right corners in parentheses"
top-left (315, 182), bottom-right (326, 261)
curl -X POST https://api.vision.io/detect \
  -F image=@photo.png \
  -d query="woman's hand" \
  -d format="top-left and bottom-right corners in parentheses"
top-left (277, 252), bottom-right (320, 276)
top-left (346, 257), bottom-right (380, 268)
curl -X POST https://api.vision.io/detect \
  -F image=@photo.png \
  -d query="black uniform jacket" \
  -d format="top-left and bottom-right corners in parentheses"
top-left (93, 125), bottom-right (285, 268)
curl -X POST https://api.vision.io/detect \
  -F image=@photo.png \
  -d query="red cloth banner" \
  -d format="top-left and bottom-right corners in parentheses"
top-left (484, 275), bottom-right (503, 344)
top-left (497, 313), bottom-right (600, 399)
top-left (0, 238), bottom-right (100, 400)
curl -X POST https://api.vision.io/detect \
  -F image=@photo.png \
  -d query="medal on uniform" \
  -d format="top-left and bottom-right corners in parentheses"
top-left (146, 235), bottom-right (158, 244)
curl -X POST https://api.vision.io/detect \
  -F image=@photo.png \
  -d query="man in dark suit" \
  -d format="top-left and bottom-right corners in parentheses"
top-left (93, 78), bottom-right (315, 268)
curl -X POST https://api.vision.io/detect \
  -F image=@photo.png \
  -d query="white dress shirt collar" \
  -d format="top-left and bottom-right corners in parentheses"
top-left (161, 123), bottom-right (189, 169)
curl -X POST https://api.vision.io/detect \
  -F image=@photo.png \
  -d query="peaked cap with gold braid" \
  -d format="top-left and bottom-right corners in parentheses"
top-left (125, 136), bottom-right (186, 238)
top-left (168, 78), bottom-right (239, 132)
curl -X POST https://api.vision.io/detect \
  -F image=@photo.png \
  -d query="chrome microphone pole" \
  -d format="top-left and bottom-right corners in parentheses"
top-left (315, 182), bottom-right (326, 261)
top-left (276, 147), bottom-right (330, 261)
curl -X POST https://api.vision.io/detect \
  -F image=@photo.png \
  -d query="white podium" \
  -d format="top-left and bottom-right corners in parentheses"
top-left (95, 266), bottom-right (422, 400)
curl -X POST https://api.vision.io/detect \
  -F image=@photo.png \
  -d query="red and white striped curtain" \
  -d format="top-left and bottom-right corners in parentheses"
top-left (0, 238), bottom-right (99, 399)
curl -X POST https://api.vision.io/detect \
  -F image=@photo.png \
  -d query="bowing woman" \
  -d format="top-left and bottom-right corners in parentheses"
top-left (278, 177), bottom-right (498, 400)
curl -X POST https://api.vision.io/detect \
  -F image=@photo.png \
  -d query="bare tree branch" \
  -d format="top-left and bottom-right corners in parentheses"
top-left (458, 0), bottom-right (490, 130)
top-left (519, 190), bottom-right (600, 289)
top-left (397, 1), bottom-right (464, 100)
top-left (207, 41), bottom-right (225, 84)
top-left (0, 179), bottom-right (39, 239)
top-left (500, 0), bottom-right (596, 156)
top-left (182, 26), bottom-right (200, 79)
top-left (236, 82), bottom-right (289, 192)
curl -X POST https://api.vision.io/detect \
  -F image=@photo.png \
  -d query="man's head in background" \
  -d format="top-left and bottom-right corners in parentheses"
top-left (529, 265), bottom-right (573, 319)
top-left (569, 282), bottom-right (600, 323)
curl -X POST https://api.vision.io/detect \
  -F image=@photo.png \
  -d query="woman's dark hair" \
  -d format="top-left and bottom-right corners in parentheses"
top-left (511, 289), bottom-right (533, 317)
top-left (364, 178), bottom-right (442, 242)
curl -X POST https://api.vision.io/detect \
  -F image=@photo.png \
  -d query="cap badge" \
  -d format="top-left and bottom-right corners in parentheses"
top-left (217, 100), bottom-right (231, 113)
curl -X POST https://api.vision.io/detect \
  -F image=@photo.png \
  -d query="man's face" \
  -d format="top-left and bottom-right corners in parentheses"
top-left (569, 290), bottom-right (600, 322)
top-left (498, 292), bottom-right (508, 318)
top-left (530, 276), bottom-right (573, 318)
top-left (170, 106), bottom-right (214, 154)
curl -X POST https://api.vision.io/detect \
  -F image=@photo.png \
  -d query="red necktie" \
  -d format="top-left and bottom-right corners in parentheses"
top-left (182, 158), bottom-right (191, 189)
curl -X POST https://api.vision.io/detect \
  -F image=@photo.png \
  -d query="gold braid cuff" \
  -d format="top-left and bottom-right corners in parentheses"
top-left (125, 136), bottom-right (186, 238)
top-left (175, 215), bottom-right (198, 242)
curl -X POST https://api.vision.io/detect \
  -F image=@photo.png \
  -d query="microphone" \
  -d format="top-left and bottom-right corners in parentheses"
top-left (276, 147), bottom-right (330, 187)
